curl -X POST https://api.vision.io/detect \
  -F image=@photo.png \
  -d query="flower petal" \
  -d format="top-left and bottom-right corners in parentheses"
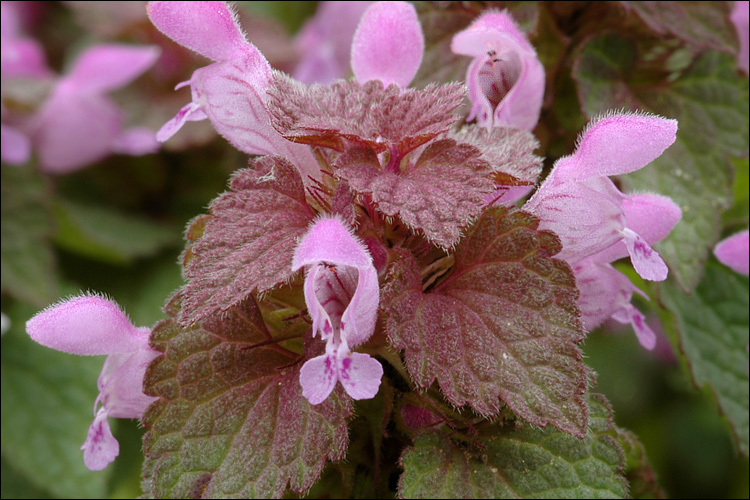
top-left (97, 342), bottom-right (159, 419)
top-left (293, 216), bottom-right (374, 270)
top-left (612, 304), bottom-right (657, 350)
top-left (299, 352), bottom-right (338, 405)
top-left (33, 92), bottom-right (121, 174)
top-left (156, 100), bottom-right (208, 142)
top-left (553, 113), bottom-right (677, 182)
top-left (714, 229), bottom-right (749, 276)
top-left (112, 126), bottom-right (160, 155)
top-left (622, 228), bottom-right (668, 281)
top-left (191, 61), bottom-right (321, 183)
top-left (0, 123), bottom-right (31, 165)
top-left (81, 408), bottom-right (119, 471)
top-left (147, 1), bottom-right (247, 62)
top-left (62, 44), bottom-right (160, 94)
top-left (26, 295), bottom-right (142, 355)
top-left (350, 1), bottom-right (423, 87)
top-left (337, 351), bottom-right (383, 400)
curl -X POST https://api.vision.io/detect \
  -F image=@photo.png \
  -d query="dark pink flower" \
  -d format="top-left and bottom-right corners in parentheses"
top-left (292, 217), bottom-right (382, 404)
top-left (26, 295), bottom-right (159, 470)
top-left (451, 10), bottom-right (545, 130)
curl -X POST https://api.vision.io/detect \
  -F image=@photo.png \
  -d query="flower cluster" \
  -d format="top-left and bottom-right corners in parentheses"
top-left (22, 1), bottom-right (698, 479)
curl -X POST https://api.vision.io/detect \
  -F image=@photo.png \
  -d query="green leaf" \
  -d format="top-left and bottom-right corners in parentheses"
top-left (0, 303), bottom-right (111, 498)
top-left (383, 207), bottom-right (588, 437)
top-left (574, 35), bottom-right (749, 291)
top-left (659, 262), bottom-right (750, 455)
top-left (0, 165), bottom-right (57, 305)
top-left (608, 426), bottom-right (665, 499)
top-left (142, 293), bottom-right (352, 498)
top-left (52, 199), bottom-right (178, 265)
top-left (398, 394), bottom-right (628, 499)
top-left (412, 2), bottom-right (475, 88)
top-left (620, 1), bottom-right (738, 54)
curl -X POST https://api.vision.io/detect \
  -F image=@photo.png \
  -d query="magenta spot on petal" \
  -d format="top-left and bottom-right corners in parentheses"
top-left (633, 313), bottom-right (644, 329)
top-left (340, 356), bottom-right (352, 380)
top-left (634, 239), bottom-right (653, 257)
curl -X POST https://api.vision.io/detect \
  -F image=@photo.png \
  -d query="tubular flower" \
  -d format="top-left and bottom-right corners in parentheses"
top-left (147, 1), bottom-right (320, 184)
top-left (292, 216), bottom-right (383, 404)
top-left (26, 295), bottom-right (159, 470)
top-left (451, 10), bottom-right (545, 130)
top-left (524, 112), bottom-right (682, 348)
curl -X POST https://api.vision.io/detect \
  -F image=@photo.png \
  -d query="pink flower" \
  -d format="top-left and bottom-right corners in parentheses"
top-left (147, 1), bottom-right (320, 184)
top-left (714, 229), bottom-right (749, 275)
top-left (732, 1), bottom-right (749, 74)
top-left (0, 1), bottom-right (50, 79)
top-left (293, 1), bottom-right (374, 84)
top-left (574, 194), bottom-right (682, 349)
top-left (30, 44), bottom-right (160, 174)
top-left (524, 113), bottom-right (681, 348)
top-left (350, 1), bottom-right (424, 88)
top-left (451, 10), bottom-right (545, 131)
top-left (26, 295), bottom-right (159, 470)
top-left (147, 0), bottom-right (426, 185)
top-left (292, 217), bottom-right (383, 404)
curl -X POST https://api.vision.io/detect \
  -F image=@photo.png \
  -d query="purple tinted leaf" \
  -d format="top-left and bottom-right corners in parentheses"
top-left (449, 126), bottom-right (542, 187)
top-left (267, 73), bottom-right (464, 156)
top-left (143, 294), bottom-right (352, 498)
top-left (182, 155), bottom-right (314, 326)
top-left (383, 207), bottom-right (588, 437)
top-left (337, 139), bottom-right (494, 249)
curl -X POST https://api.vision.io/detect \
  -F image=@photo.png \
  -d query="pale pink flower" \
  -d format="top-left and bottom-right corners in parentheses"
top-left (293, 1), bottom-right (373, 84)
top-left (147, 1), bottom-right (320, 183)
top-left (26, 295), bottom-right (159, 470)
top-left (292, 217), bottom-right (382, 404)
top-left (524, 112), bottom-right (681, 348)
top-left (714, 229), bottom-right (749, 275)
top-left (451, 10), bottom-right (545, 130)
top-left (30, 44), bottom-right (160, 174)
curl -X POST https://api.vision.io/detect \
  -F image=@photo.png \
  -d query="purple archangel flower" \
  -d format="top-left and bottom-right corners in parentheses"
top-left (524, 112), bottom-right (681, 348)
top-left (147, 1), bottom-right (321, 184)
top-left (451, 10), bottom-right (545, 131)
top-left (292, 216), bottom-right (383, 405)
top-left (714, 229), bottom-right (749, 275)
top-left (30, 44), bottom-right (160, 174)
top-left (732, 1), bottom-right (749, 74)
top-left (293, 1), bottom-right (374, 85)
top-left (26, 295), bottom-right (159, 470)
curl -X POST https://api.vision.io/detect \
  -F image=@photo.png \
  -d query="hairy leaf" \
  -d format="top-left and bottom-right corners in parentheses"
top-left (181, 155), bottom-right (314, 326)
top-left (620, 1), bottom-right (738, 54)
top-left (383, 207), bottom-right (588, 436)
top-left (337, 139), bottom-right (494, 249)
top-left (609, 426), bottom-right (665, 499)
top-left (267, 73), bottom-right (465, 156)
top-left (143, 294), bottom-right (352, 498)
top-left (398, 394), bottom-right (627, 498)
top-left (1, 304), bottom-right (109, 498)
top-left (660, 263), bottom-right (750, 455)
top-left (574, 36), bottom-right (749, 291)
top-left (0, 164), bottom-right (57, 305)
top-left (449, 126), bottom-right (543, 187)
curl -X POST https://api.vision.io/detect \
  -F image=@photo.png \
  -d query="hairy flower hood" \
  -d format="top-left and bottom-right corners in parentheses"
top-left (26, 295), bottom-right (158, 470)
